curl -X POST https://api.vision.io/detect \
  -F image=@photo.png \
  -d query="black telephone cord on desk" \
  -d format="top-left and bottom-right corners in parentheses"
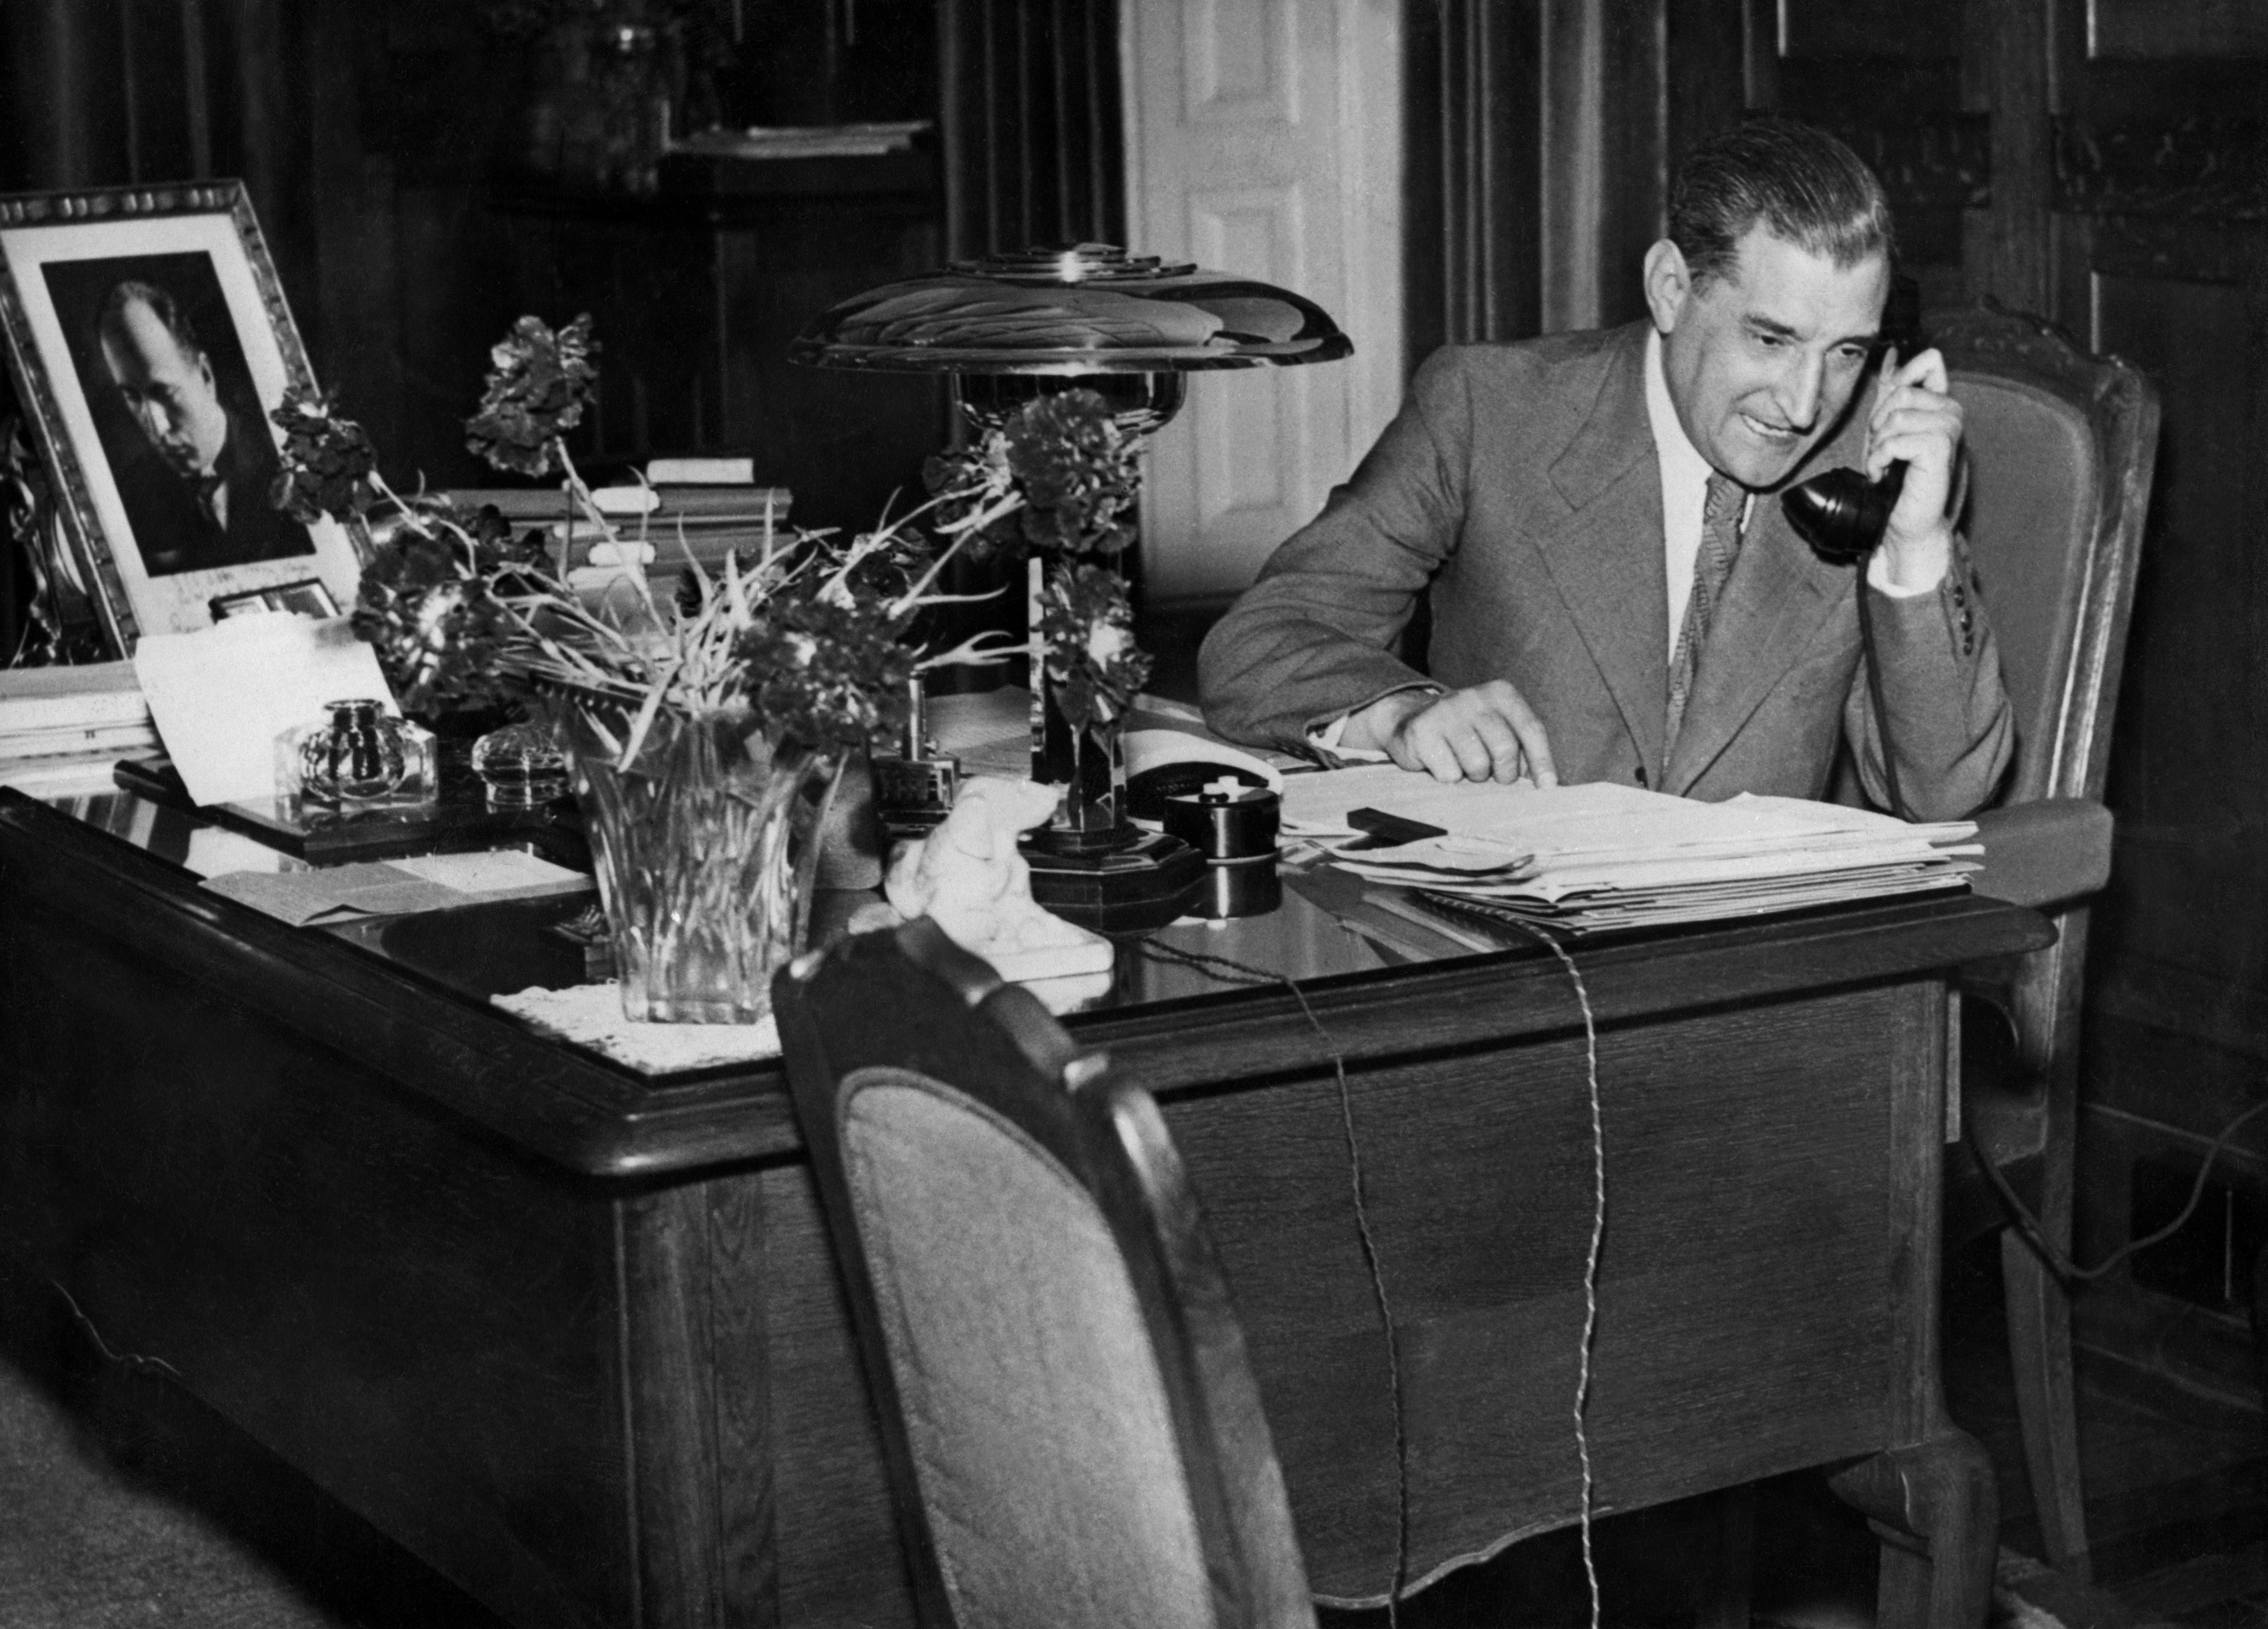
top-left (1968, 1092), bottom-right (2268, 1283)
top-left (1136, 930), bottom-right (1610, 1629)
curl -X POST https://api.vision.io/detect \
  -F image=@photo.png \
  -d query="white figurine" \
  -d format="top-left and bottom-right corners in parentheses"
top-left (881, 778), bottom-right (1113, 980)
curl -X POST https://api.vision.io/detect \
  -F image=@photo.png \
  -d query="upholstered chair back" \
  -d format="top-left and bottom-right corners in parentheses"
top-left (1947, 372), bottom-right (2096, 802)
top-left (839, 1066), bottom-right (1217, 1627)
top-left (776, 919), bottom-right (1317, 1629)
top-left (1937, 302), bottom-right (2158, 804)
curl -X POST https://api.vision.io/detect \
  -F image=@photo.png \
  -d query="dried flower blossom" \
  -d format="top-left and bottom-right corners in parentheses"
top-left (924, 388), bottom-right (1140, 561)
top-left (269, 387), bottom-right (377, 524)
top-left (465, 313), bottom-right (599, 478)
top-left (1038, 562), bottom-right (1150, 732)
top-left (1003, 391), bottom-right (1140, 558)
top-left (738, 593), bottom-right (920, 756)
top-left (351, 520), bottom-right (524, 714)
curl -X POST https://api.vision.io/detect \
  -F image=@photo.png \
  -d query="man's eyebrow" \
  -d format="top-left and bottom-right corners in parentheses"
top-left (1744, 313), bottom-right (1881, 348)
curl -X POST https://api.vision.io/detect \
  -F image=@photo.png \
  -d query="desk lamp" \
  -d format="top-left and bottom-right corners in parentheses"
top-left (791, 243), bottom-right (1350, 928)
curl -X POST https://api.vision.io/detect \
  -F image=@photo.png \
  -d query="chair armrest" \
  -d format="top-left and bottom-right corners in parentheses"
top-left (1968, 798), bottom-right (2114, 910)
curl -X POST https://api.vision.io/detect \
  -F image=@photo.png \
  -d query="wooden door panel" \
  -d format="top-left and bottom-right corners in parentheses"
top-left (1125, 0), bottom-right (1403, 606)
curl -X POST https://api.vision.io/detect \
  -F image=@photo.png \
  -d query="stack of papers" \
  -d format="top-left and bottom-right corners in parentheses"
top-left (0, 661), bottom-right (160, 798)
top-left (1283, 767), bottom-right (1979, 935)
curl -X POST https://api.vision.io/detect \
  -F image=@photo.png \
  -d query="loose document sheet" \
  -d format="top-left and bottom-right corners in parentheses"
top-left (132, 615), bottom-right (397, 807)
top-left (201, 849), bottom-right (592, 928)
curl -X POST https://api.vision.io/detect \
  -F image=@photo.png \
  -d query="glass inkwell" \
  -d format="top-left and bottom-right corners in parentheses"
top-left (278, 699), bottom-right (437, 810)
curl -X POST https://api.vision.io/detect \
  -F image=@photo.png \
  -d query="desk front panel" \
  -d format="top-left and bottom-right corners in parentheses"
top-left (0, 895), bottom-right (1944, 1629)
top-left (1151, 979), bottom-right (1934, 1604)
top-left (752, 976), bottom-right (1942, 1622)
top-left (0, 871), bottom-right (646, 1627)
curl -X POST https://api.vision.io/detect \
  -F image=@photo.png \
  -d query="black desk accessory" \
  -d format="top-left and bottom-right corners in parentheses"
top-left (1161, 782), bottom-right (1279, 860)
top-left (1126, 759), bottom-right (1272, 823)
top-left (870, 677), bottom-right (959, 842)
top-left (1163, 781), bottom-right (1283, 921)
top-left (1344, 806), bottom-right (1448, 850)
top-left (1016, 829), bottom-right (1208, 933)
top-left (114, 753), bottom-right (588, 868)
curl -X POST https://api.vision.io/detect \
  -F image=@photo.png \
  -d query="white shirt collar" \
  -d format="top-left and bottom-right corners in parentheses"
top-left (1644, 326), bottom-right (1715, 500)
top-left (1645, 327), bottom-right (1749, 647)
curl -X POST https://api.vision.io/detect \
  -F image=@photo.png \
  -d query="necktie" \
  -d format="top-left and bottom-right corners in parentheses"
top-left (194, 471), bottom-right (227, 533)
top-left (1665, 472), bottom-right (1745, 753)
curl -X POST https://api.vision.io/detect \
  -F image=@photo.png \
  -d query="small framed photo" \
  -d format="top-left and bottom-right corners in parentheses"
top-left (0, 182), bottom-right (360, 651)
top-left (209, 578), bottom-right (341, 621)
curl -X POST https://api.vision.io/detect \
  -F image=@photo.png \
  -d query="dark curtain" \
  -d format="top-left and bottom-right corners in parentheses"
top-left (937, 0), bottom-right (1123, 259)
top-left (1404, 0), bottom-right (1541, 363)
top-left (1404, 0), bottom-right (1748, 371)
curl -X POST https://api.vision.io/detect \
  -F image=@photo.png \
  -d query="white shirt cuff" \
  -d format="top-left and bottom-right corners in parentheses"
top-left (1867, 549), bottom-right (1943, 598)
top-left (1307, 686), bottom-right (1442, 761)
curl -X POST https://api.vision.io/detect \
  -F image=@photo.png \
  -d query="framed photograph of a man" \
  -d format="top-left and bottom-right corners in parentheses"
top-left (0, 183), bottom-right (359, 649)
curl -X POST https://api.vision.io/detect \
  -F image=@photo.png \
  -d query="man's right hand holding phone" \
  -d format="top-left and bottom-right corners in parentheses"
top-left (1340, 680), bottom-right (1560, 785)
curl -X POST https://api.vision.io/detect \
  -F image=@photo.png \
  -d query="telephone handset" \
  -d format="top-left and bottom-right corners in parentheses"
top-left (1782, 272), bottom-right (1924, 564)
top-left (1781, 460), bottom-right (1905, 563)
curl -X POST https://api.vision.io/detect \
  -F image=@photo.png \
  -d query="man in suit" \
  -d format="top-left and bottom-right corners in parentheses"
top-left (95, 279), bottom-right (313, 578)
top-left (1199, 117), bottom-right (2011, 821)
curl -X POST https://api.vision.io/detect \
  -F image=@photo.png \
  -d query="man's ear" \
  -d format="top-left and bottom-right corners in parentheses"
top-left (1642, 239), bottom-right (1690, 334)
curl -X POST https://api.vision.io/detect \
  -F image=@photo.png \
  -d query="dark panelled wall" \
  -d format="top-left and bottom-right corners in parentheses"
top-left (1401, 0), bottom-right (1755, 363)
top-left (1, 0), bottom-right (323, 391)
top-left (0, 0), bottom-right (1121, 641)
top-left (939, 0), bottom-right (1123, 259)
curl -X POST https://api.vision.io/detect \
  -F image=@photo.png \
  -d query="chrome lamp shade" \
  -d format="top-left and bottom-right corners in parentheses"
top-left (788, 243), bottom-right (1352, 387)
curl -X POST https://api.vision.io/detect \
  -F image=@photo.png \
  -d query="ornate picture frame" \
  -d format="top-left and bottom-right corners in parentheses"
top-left (0, 182), bottom-right (359, 652)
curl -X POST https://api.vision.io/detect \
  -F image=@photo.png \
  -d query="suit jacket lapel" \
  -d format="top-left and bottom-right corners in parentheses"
top-left (1536, 324), bottom-right (1669, 783)
top-left (1663, 492), bottom-right (1845, 792)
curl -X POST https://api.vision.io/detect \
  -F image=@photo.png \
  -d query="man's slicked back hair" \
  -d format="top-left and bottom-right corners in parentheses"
top-left (96, 279), bottom-right (206, 363)
top-left (1668, 115), bottom-right (1895, 288)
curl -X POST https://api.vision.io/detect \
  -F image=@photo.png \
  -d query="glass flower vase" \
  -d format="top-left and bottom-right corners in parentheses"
top-left (555, 702), bottom-right (843, 1025)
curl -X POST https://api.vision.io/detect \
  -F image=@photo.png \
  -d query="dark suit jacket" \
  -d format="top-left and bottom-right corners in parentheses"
top-left (1198, 321), bottom-right (2014, 820)
top-left (116, 408), bottom-right (315, 579)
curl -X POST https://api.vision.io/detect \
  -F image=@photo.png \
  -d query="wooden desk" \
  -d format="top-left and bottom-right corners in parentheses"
top-left (0, 788), bottom-right (2049, 1628)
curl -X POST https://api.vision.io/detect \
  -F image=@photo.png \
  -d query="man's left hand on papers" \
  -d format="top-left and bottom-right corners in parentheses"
top-left (1341, 679), bottom-right (1561, 786)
